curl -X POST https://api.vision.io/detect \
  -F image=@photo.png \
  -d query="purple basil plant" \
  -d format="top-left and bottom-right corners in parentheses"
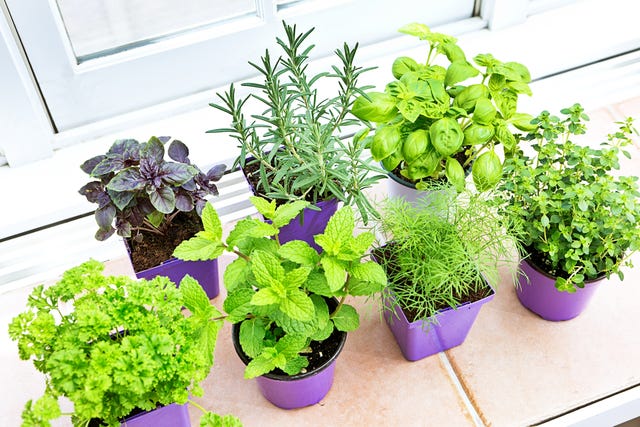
top-left (79, 136), bottom-right (226, 241)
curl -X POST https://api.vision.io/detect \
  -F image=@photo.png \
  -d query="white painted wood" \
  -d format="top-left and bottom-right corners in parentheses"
top-left (0, 2), bottom-right (54, 166)
top-left (480, 0), bottom-right (528, 30)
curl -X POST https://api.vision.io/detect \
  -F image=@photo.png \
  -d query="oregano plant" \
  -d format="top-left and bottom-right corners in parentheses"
top-left (8, 260), bottom-right (241, 427)
top-left (499, 104), bottom-right (640, 292)
top-left (174, 197), bottom-right (387, 378)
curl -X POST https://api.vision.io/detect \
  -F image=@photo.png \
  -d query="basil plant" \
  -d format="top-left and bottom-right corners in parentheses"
top-left (352, 23), bottom-right (536, 192)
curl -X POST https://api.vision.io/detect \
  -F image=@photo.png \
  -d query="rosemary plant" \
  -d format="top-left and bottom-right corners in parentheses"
top-left (376, 184), bottom-right (518, 323)
top-left (209, 22), bottom-right (384, 223)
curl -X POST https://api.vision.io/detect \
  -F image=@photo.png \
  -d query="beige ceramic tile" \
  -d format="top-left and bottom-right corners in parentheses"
top-left (446, 257), bottom-right (640, 427)
top-left (189, 255), bottom-right (474, 426)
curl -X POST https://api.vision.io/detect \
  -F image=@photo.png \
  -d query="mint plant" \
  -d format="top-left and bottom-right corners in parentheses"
top-left (8, 260), bottom-right (240, 427)
top-left (499, 104), bottom-right (640, 292)
top-left (209, 22), bottom-right (384, 223)
top-left (79, 136), bottom-right (226, 241)
top-left (352, 23), bottom-right (535, 192)
top-left (173, 197), bottom-right (386, 378)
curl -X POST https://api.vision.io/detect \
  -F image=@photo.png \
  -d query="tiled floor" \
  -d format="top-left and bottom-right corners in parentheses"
top-left (1, 99), bottom-right (639, 426)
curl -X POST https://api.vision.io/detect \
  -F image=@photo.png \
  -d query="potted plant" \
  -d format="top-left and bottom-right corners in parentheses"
top-left (351, 22), bottom-right (536, 202)
top-left (373, 184), bottom-right (518, 361)
top-left (79, 136), bottom-right (226, 298)
top-left (173, 197), bottom-right (386, 409)
top-left (8, 260), bottom-right (241, 427)
top-left (209, 22), bottom-right (385, 249)
top-left (498, 104), bottom-right (640, 321)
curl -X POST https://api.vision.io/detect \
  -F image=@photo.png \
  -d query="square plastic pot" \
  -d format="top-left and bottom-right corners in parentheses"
top-left (135, 257), bottom-right (220, 300)
top-left (383, 287), bottom-right (495, 361)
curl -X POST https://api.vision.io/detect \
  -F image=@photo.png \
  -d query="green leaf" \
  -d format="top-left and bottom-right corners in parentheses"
top-left (348, 262), bottom-right (387, 294)
top-left (239, 318), bottom-right (267, 359)
top-left (321, 256), bottom-right (347, 292)
top-left (223, 287), bottom-right (254, 323)
top-left (226, 218), bottom-right (277, 248)
top-left (332, 304), bottom-right (359, 331)
top-left (223, 258), bottom-right (249, 293)
top-left (251, 288), bottom-right (281, 306)
top-left (398, 22), bottom-right (431, 40)
top-left (273, 200), bottom-right (310, 228)
top-left (179, 275), bottom-right (213, 314)
top-left (146, 210), bottom-right (164, 228)
top-left (245, 353), bottom-right (276, 379)
top-left (283, 267), bottom-right (312, 290)
top-left (278, 240), bottom-right (320, 266)
top-left (173, 234), bottom-right (225, 261)
top-left (280, 290), bottom-right (315, 321)
top-left (199, 412), bottom-right (243, 427)
top-left (201, 202), bottom-right (223, 240)
top-left (445, 61), bottom-right (479, 87)
top-left (351, 92), bottom-right (398, 123)
top-left (251, 251), bottom-right (285, 288)
top-left (317, 207), bottom-right (354, 254)
top-left (283, 356), bottom-right (309, 376)
top-left (250, 196), bottom-right (276, 219)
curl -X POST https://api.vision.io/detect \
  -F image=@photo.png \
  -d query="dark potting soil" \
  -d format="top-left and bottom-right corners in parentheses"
top-left (127, 210), bottom-right (203, 272)
top-left (372, 245), bottom-right (492, 323)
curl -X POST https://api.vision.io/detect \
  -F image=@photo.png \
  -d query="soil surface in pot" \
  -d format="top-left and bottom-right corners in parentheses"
top-left (127, 210), bottom-right (203, 272)
top-left (389, 151), bottom-right (469, 187)
top-left (373, 245), bottom-right (492, 323)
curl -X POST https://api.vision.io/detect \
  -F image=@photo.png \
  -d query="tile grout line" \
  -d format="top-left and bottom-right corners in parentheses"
top-left (438, 352), bottom-right (486, 427)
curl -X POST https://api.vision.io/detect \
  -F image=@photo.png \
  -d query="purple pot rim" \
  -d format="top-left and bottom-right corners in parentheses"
top-left (520, 256), bottom-right (606, 285)
top-left (384, 282), bottom-right (495, 328)
top-left (231, 317), bottom-right (347, 382)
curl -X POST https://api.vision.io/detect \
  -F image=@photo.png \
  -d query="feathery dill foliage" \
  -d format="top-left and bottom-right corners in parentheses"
top-left (377, 184), bottom-right (518, 323)
top-left (209, 22), bottom-right (384, 223)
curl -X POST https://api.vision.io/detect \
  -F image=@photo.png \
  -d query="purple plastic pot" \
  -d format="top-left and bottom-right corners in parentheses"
top-left (383, 286), bottom-right (495, 361)
top-left (231, 320), bottom-right (347, 409)
top-left (517, 258), bottom-right (603, 321)
top-left (89, 403), bottom-right (190, 427)
top-left (277, 199), bottom-right (338, 252)
top-left (134, 256), bottom-right (220, 300)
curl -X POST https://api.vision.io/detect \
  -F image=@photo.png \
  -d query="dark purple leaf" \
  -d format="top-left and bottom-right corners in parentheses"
top-left (175, 193), bottom-right (194, 212)
top-left (149, 186), bottom-right (176, 214)
top-left (136, 198), bottom-right (155, 216)
top-left (80, 155), bottom-right (105, 175)
top-left (91, 157), bottom-right (123, 177)
top-left (168, 140), bottom-right (190, 163)
top-left (206, 163), bottom-right (227, 181)
top-left (142, 137), bottom-right (165, 165)
top-left (107, 169), bottom-right (146, 192)
top-left (160, 163), bottom-right (198, 185)
top-left (108, 139), bottom-right (139, 156)
top-left (116, 219), bottom-right (132, 238)
top-left (195, 199), bottom-right (207, 215)
top-left (95, 227), bottom-right (115, 241)
top-left (126, 206), bottom-right (146, 227)
top-left (181, 177), bottom-right (197, 192)
top-left (78, 181), bottom-right (104, 203)
top-left (158, 136), bottom-right (171, 144)
top-left (95, 204), bottom-right (116, 229)
top-left (107, 188), bottom-right (135, 211)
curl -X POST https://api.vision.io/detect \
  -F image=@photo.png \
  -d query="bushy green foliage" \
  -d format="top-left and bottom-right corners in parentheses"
top-left (209, 22), bottom-right (384, 223)
top-left (352, 22), bottom-right (535, 191)
top-left (8, 260), bottom-right (236, 427)
top-left (499, 104), bottom-right (640, 292)
top-left (174, 197), bottom-right (386, 378)
top-left (376, 185), bottom-right (518, 323)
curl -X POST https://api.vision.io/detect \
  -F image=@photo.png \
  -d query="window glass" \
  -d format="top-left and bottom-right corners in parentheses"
top-left (55, 0), bottom-right (257, 61)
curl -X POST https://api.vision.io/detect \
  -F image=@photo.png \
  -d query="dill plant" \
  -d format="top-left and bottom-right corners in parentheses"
top-left (375, 184), bottom-right (518, 323)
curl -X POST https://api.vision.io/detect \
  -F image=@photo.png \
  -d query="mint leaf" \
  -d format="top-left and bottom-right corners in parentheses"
top-left (278, 240), bottom-right (320, 266)
top-left (272, 200), bottom-right (310, 228)
top-left (332, 303), bottom-right (359, 331)
top-left (251, 288), bottom-right (280, 306)
top-left (283, 267), bottom-right (312, 290)
top-left (321, 256), bottom-right (347, 292)
top-left (223, 288), bottom-right (254, 323)
top-left (250, 196), bottom-right (277, 219)
top-left (283, 356), bottom-right (309, 376)
top-left (226, 218), bottom-right (277, 248)
top-left (201, 202), bottom-right (222, 240)
top-left (173, 234), bottom-right (224, 261)
top-left (223, 258), bottom-right (249, 292)
top-left (280, 290), bottom-right (314, 321)
top-left (304, 271), bottom-right (333, 296)
top-left (239, 318), bottom-right (267, 359)
top-left (347, 262), bottom-right (387, 296)
top-left (251, 251), bottom-right (284, 288)
top-left (245, 353), bottom-right (276, 379)
top-left (180, 275), bottom-right (214, 314)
